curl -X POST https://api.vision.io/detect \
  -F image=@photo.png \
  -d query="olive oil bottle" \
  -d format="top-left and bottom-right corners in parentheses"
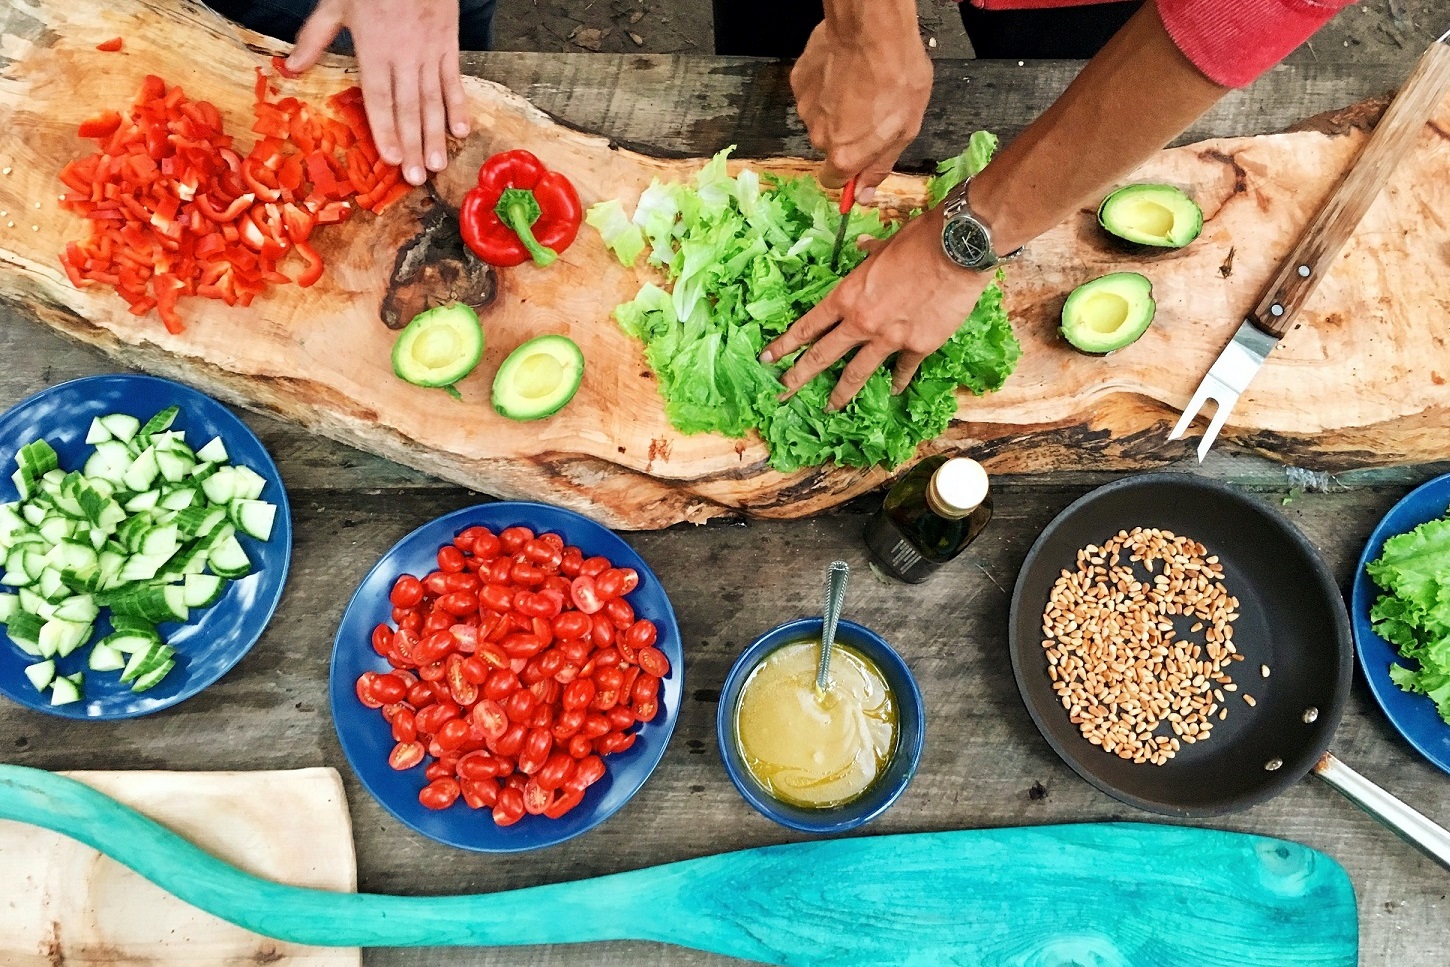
top-left (864, 456), bottom-right (992, 584)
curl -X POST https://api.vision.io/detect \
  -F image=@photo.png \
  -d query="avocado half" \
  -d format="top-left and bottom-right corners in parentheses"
top-left (493, 334), bottom-right (585, 421)
top-left (1060, 272), bottom-right (1156, 355)
top-left (1097, 184), bottom-right (1203, 248)
top-left (392, 303), bottom-right (485, 390)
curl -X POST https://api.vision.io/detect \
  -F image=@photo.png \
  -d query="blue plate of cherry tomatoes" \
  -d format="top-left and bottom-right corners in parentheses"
top-left (329, 502), bottom-right (684, 852)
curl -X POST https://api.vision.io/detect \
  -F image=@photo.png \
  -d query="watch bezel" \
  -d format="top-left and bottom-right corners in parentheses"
top-left (939, 178), bottom-right (1019, 271)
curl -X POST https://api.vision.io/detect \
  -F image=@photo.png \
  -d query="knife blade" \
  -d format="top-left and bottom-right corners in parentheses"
top-left (1168, 28), bottom-right (1450, 461)
top-left (829, 177), bottom-right (857, 272)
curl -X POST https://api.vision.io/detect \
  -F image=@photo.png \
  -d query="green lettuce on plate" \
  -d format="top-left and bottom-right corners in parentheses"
top-left (1367, 508), bottom-right (1450, 723)
top-left (594, 137), bottom-right (1019, 473)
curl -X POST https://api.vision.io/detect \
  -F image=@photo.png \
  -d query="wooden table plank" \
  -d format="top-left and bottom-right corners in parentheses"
top-left (3, 484), bottom-right (1447, 964)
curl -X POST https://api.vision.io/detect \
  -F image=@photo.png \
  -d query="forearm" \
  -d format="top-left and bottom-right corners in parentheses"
top-left (967, 0), bottom-right (1228, 253)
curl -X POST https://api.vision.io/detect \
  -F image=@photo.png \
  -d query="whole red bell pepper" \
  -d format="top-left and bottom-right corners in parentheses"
top-left (459, 149), bottom-right (581, 268)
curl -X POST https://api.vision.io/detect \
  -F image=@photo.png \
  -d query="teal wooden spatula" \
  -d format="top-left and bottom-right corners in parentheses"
top-left (0, 765), bottom-right (1356, 966)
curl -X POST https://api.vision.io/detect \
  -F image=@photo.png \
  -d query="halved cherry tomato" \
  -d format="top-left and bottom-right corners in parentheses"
top-left (544, 788), bottom-right (583, 819)
top-left (388, 741), bottom-right (425, 770)
top-left (633, 699), bottom-right (659, 721)
top-left (637, 647), bottom-right (670, 678)
top-left (460, 777), bottom-right (499, 809)
top-left (499, 526), bottom-right (533, 553)
top-left (522, 778), bottom-right (553, 815)
top-left (626, 619), bottom-right (659, 650)
top-left (535, 752), bottom-right (575, 791)
top-left (570, 754), bottom-right (606, 790)
top-left (632, 674), bottom-right (660, 704)
top-left (471, 699), bottom-right (509, 741)
top-left (493, 786), bottom-right (526, 825)
top-left (605, 597), bottom-right (635, 629)
top-left (552, 706), bottom-right (586, 741)
top-left (591, 613), bottom-right (615, 647)
top-left (580, 557), bottom-right (611, 578)
top-left (391, 707), bottom-right (418, 743)
top-left (571, 576), bottom-right (603, 614)
top-left (567, 734), bottom-right (593, 759)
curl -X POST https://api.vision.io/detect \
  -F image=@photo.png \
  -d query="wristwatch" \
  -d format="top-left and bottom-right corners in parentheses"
top-left (939, 178), bottom-right (1022, 271)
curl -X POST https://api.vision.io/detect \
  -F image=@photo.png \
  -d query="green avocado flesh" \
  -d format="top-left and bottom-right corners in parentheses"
top-left (1060, 272), bottom-right (1156, 354)
top-left (493, 335), bottom-right (585, 421)
top-left (392, 303), bottom-right (485, 388)
top-left (1097, 184), bottom-right (1203, 248)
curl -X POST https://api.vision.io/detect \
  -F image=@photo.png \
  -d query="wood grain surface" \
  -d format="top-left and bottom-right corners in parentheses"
top-left (0, 13), bottom-right (1447, 967)
top-left (1, 0), bottom-right (1449, 528)
top-left (0, 768), bottom-right (359, 967)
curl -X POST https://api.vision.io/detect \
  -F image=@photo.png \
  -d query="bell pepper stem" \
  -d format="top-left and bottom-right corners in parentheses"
top-left (495, 188), bottom-right (558, 267)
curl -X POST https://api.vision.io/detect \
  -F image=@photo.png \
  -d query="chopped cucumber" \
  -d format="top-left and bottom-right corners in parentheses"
top-left (130, 658), bottom-right (174, 692)
top-left (83, 440), bottom-right (132, 486)
top-left (0, 592), bottom-right (16, 624)
top-left (208, 534), bottom-right (251, 579)
top-left (49, 672), bottom-right (81, 705)
top-left (156, 449), bottom-right (194, 484)
top-left (88, 642), bottom-right (126, 671)
top-left (138, 406), bottom-right (180, 441)
top-left (230, 500), bottom-right (276, 541)
top-left (85, 417), bottom-right (112, 445)
top-left (124, 490), bottom-right (161, 513)
top-left (182, 573), bottom-right (224, 608)
top-left (195, 437), bottom-right (228, 463)
top-left (23, 659), bottom-right (55, 691)
top-left (98, 413), bottom-right (140, 443)
top-left (122, 447), bottom-right (161, 492)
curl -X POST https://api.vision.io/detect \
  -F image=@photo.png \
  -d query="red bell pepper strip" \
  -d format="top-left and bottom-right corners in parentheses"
top-left (271, 55), bottom-right (301, 80)
top-left (459, 149), bottom-right (581, 268)
top-left (77, 111), bottom-right (122, 140)
top-left (96, 37), bottom-right (124, 52)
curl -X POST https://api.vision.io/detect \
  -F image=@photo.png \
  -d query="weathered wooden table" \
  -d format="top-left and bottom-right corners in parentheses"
top-left (3, 50), bottom-right (1449, 965)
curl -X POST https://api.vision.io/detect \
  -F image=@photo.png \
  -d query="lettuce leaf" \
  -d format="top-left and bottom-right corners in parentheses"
top-left (584, 199), bottom-right (646, 267)
top-left (610, 137), bottom-right (1019, 472)
top-left (1367, 508), bottom-right (1450, 723)
top-left (927, 131), bottom-right (999, 206)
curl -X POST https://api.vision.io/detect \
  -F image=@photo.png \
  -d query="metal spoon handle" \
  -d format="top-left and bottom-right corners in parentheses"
top-left (817, 561), bottom-right (850, 691)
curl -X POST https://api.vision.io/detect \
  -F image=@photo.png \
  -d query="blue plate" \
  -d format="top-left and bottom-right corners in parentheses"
top-left (1351, 471), bottom-right (1450, 776)
top-left (0, 374), bottom-right (292, 720)
top-left (329, 502), bottom-right (683, 852)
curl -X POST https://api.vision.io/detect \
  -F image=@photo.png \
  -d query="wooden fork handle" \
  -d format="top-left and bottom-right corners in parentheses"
top-left (1249, 40), bottom-right (1450, 340)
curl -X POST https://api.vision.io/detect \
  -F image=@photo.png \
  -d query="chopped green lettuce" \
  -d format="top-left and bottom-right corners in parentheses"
top-left (1367, 508), bottom-right (1450, 723)
top-left (584, 199), bottom-right (646, 267)
top-left (927, 131), bottom-right (999, 206)
top-left (608, 136), bottom-right (1019, 472)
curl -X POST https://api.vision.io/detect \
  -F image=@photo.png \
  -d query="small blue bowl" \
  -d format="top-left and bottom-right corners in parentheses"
top-left (717, 617), bottom-right (924, 834)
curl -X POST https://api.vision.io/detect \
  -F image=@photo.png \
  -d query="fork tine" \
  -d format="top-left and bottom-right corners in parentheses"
top-left (1195, 394), bottom-right (1239, 463)
top-left (1168, 382), bottom-right (1217, 442)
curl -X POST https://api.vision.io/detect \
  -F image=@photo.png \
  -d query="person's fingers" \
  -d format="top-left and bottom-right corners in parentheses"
top-left (828, 344), bottom-right (890, 411)
top-left (760, 295), bottom-right (841, 364)
top-left (856, 185), bottom-right (876, 205)
top-left (441, 46), bottom-right (470, 138)
top-left (391, 62), bottom-right (427, 185)
top-left (891, 350), bottom-right (929, 393)
top-left (818, 157), bottom-right (851, 190)
top-left (856, 234), bottom-right (887, 255)
top-left (286, 0), bottom-right (344, 73)
top-left (420, 62), bottom-right (448, 172)
top-left (855, 152), bottom-right (898, 195)
top-left (779, 325), bottom-right (859, 397)
top-left (359, 55), bottom-right (402, 167)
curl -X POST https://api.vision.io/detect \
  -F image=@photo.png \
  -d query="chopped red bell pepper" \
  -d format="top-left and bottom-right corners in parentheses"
top-left (77, 111), bottom-right (122, 140)
top-left (96, 37), bottom-right (124, 52)
top-left (459, 149), bottom-right (582, 268)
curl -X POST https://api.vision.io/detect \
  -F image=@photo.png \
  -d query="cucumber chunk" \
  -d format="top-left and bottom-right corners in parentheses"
top-left (85, 417), bottom-right (112, 445)
top-left (231, 500), bottom-right (276, 541)
top-left (195, 437), bottom-right (228, 463)
top-left (88, 642), bottom-right (127, 672)
top-left (98, 413), bottom-right (141, 443)
top-left (183, 573), bottom-right (225, 609)
top-left (208, 534), bottom-right (251, 579)
top-left (23, 659), bottom-right (55, 691)
top-left (121, 447), bottom-right (161, 492)
top-left (49, 673), bottom-right (81, 705)
top-left (130, 658), bottom-right (174, 693)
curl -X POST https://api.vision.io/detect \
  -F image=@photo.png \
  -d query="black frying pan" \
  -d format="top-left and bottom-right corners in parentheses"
top-left (1009, 474), bottom-right (1450, 866)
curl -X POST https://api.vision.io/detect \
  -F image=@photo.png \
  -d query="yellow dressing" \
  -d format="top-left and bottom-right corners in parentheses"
top-left (734, 641), bottom-right (897, 809)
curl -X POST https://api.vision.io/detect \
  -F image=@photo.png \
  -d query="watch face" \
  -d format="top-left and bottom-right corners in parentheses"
top-left (942, 216), bottom-right (993, 269)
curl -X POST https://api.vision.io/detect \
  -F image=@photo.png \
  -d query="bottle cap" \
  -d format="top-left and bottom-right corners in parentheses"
top-left (926, 458), bottom-right (989, 519)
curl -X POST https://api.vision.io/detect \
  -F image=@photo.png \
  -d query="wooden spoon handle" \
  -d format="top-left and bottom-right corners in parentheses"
top-left (1249, 40), bottom-right (1450, 339)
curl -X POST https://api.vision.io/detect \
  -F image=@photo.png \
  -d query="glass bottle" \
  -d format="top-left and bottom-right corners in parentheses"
top-left (864, 456), bottom-right (993, 584)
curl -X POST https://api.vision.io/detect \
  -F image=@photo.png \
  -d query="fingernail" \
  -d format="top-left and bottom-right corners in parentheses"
top-left (382, 148), bottom-right (403, 166)
top-left (857, 186), bottom-right (875, 204)
top-left (405, 165), bottom-right (426, 186)
top-left (283, 56), bottom-right (299, 72)
top-left (451, 121), bottom-right (471, 137)
top-left (759, 350), bottom-right (774, 364)
top-left (427, 151), bottom-right (446, 171)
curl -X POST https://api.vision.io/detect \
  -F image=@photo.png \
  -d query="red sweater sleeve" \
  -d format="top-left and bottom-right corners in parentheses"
top-left (1155, 0), bottom-right (1358, 87)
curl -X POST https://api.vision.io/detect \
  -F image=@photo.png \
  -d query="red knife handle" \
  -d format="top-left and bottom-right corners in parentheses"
top-left (839, 177), bottom-right (857, 215)
top-left (1248, 40), bottom-right (1450, 340)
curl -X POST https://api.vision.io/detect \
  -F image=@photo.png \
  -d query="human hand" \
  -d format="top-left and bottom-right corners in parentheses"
top-left (287, 0), bottom-right (471, 187)
top-left (789, 8), bottom-right (932, 203)
top-left (759, 208), bottom-right (991, 410)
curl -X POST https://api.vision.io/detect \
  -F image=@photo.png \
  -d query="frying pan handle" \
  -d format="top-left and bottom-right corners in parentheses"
top-left (1313, 752), bottom-right (1450, 872)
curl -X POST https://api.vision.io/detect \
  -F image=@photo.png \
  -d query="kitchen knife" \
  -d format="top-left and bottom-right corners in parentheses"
top-left (829, 177), bottom-right (857, 271)
top-left (1169, 28), bottom-right (1450, 461)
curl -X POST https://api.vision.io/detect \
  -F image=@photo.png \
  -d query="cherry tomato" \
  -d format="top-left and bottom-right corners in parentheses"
top-left (503, 688), bottom-right (536, 722)
top-left (591, 689), bottom-right (619, 712)
top-left (493, 786), bottom-right (526, 826)
top-left (469, 698), bottom-right (509, 741)
top-left (537, 648), bottom-right (565, 679)
top-left (570, 576), bottom-right (604, 614)
top-left (446, 656), bottom-right (479, 706)
top-left (415, 702), bottom-right (459, 736)
top-left (590, 613), bottom-right (615, 647)
top-left (595, 569), bottom-right (626, 600)
top-left (461, 656), bottom-right (491, 684)
top-left (414, 631), bottom-right (453, 665)
top-left (616, 568), bottom-right (640, 594)
top-left (479, 584), bottom-right (513, 612)
top-left (593, 647), bottom-right (622, 669)
top-left (606, 705), bottom-right (636, 731)
top-left (552, 706), bottom-right (586, 741)
top-left (570, 755), bottom-right (606, 790)
top-left (567, 734), bottom-right (593, 759)
top-left (483, 669), bottom-right (521, 701)
top-left (500, 526), bottom-right (534, 553)
top-left (581, 713), bottom-right (611, 740)
top-left (559, 637), bottom-right (592, 664)
top-left (535, 752), bottom-right (575, 791)
top-left (502, 633), bottom-right (545, 659)
top-left (421, 611), bottom-right (452, 636)
top-left (436, 545), bottom-right (465, 573)
top-left (514, 591), bottom-right (554, 619)
top-left (419, 777), bottom-right (461, 810)
top-left (390, 707), bottom-right (418, 742)
top-left (423, 572), bottom-right (450, 597)
top-left (371, 623), bottom-right (394, 655)
top-left (474, 532), bottom-right (502, 559)
top-left (418, 660), bottom-right (445, 683)
top-left (407, 682), bottom-right (435, 707)
top-left (637, 647), bottom-right (671, 678)
top-left (397, 611), bottom-right (423, 634)
top-left (524, 539), bottom-right (556, 566)
top-left (425, 759), bottom-right (455, 782)
top-left (436, 717), bottom-right (471, 751)
top-left (563, 678), bottom-right (596, 710)
top-left (632, 674), bottom-right (660, 704)
top-left (597, 731), bottom-right (635, 755)
top-left (538, 533), bottom-right (565, 553)
top-left (595, 666), bottom-right (625, 693)
top-left (456, 777), bottom-right (496, 809)
top-left (633, 699), bottom-right (659, 721)
top-left (510, 561), bottom-right (546, 586)
top-left (444, 572), bottom-right (480, 594)
top-left (518, 728), bottom-right (553, 775)
top-left (438, 591), bottom-right (478, 617)
top-left (523, 777), bottom-right (553, 815)
top-left (605, 597), bottom-right (635, 629)
top-left (560, 548), bottom-right (584, 577)
top-left (355, 672), bottom-right (384, 708)
top-left (530, 678), bottom-right (560, 706)
top-left (475, 641), bottom-right (510, 670)
top-left (388, 741), bottom-right (425, 770)
top-left (552, 611), bottom-right (590, 640)
top-left (579, 556), bottom-right (611, 578)
top-left (492, 722), bottom-right (527, 757)
top-left (503, 771), bottom-right (528, 793)
top-left (625, 619), bottom-right (658, 650)
top-left (390, 574), bottom-right (424, 608)
top-left (543, 787), bottom-right (583, 819)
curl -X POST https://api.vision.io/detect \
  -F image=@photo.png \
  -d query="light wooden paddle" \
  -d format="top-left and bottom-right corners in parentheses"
top-left (0, 765), bottom-right (1356, 966)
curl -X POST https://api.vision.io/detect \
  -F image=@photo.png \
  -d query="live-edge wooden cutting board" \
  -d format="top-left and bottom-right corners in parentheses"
top-left (0, 769), bottom-right (359, 967)
top-left (0, 0), bottom-right (1447, 529)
